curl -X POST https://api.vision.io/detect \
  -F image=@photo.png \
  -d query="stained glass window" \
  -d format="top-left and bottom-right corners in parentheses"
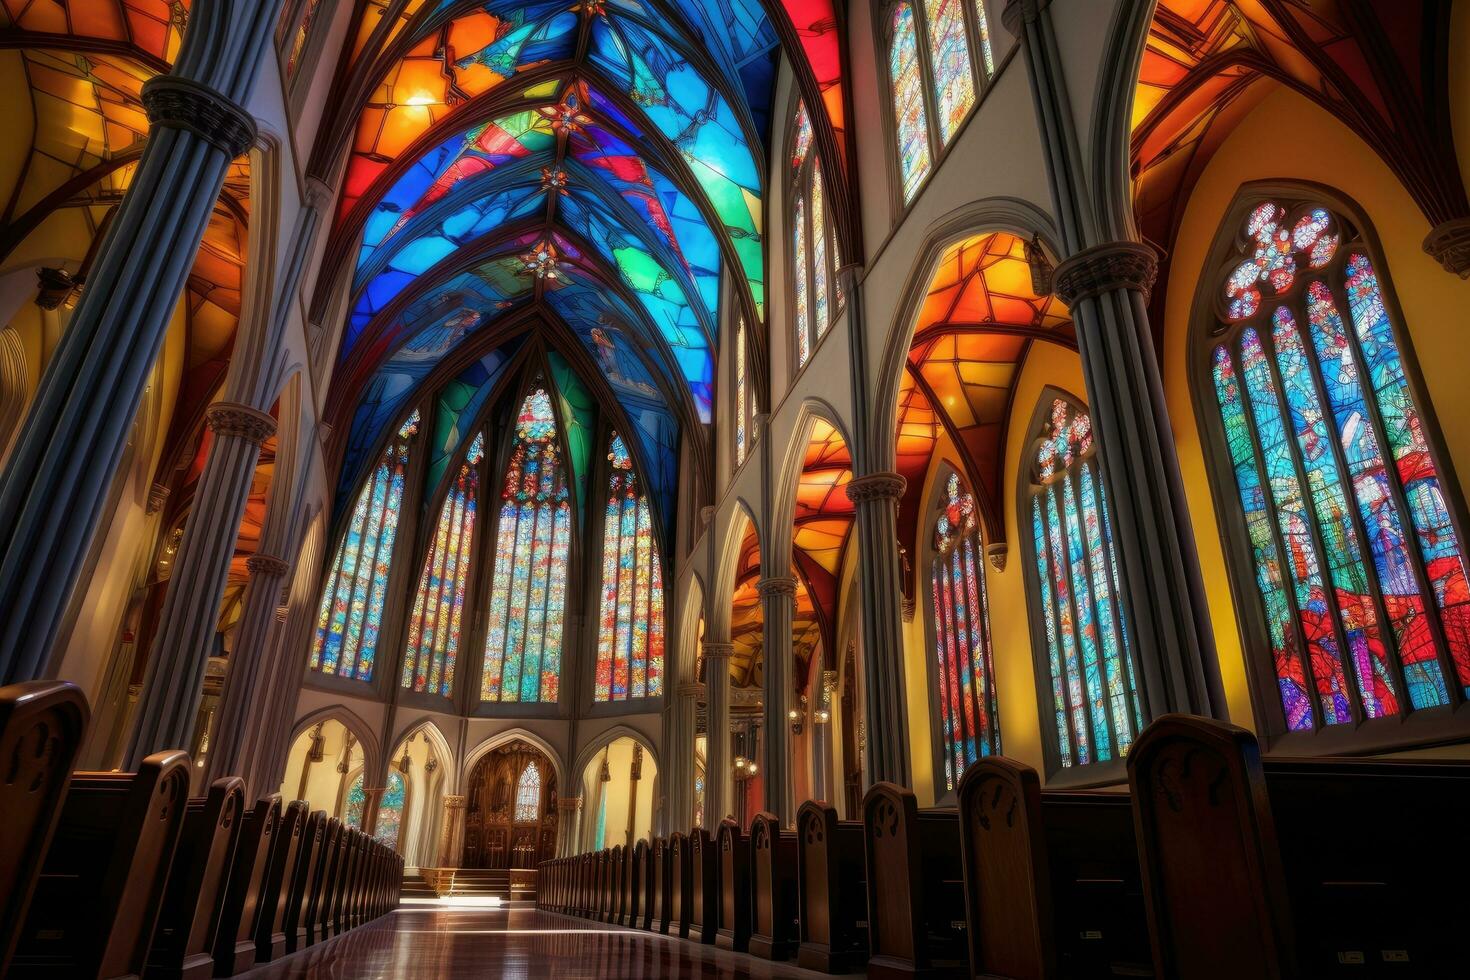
top-left (481, 386), bottom-right (570, 703)
top-left (311, 411), bottom-right (420, 682)
top-left (1205, 199), bottom-right (1470, 733)
top-left (930, 472), bottom-right (1000, 791)
top-left (515, 764), bottom-right (541, 822)
top-left (887, 0), bottom-right (995, 202)
top-left (375, 771), bottom-right (406, 849)
top-left (735, 317), bottom-right (749, 465)
top-left (281, 0), bottom-right (324, 82)
top-left (791, 101), bottom-right (839, 367)
top-left (345, 774), bottom-right (366, 829)
top-left (1027, 398), bottom-right (1142, 768)
top-left (402, 432), bottom-right (484, 698)
top-left (595, 434), bottom-right (665, 701)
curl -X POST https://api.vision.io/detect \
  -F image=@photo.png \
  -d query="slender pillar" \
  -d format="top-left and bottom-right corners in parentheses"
top-left (758, 576), bottom-right (797, 824)
top-left (1005, 0), bottom-right (1222, 717)
top-left (0, 0), bottom-right (279, 685)
top-left (673, 682), bottom-right (700, 831)
top-left (438, 795), bottom-right (467, 867)
top-left (361, 786), bottom-right (386, 836)
top-left (701, 641), bottom-right (733, 824)
top-left (844, 473), bottom-right (911, 787)
top-left (125, 403), bottom-right (275, 767)
top-left (556, 796), bottom-right (584, 857)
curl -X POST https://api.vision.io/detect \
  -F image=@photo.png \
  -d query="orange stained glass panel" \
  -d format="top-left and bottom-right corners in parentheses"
top-left (916, 232), bottom-right (1070, 335)
top-left (1, 0), bottom-right (189, 62)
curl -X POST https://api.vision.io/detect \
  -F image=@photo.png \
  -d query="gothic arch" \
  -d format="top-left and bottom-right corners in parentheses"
top-left (461, 728), bottom-right (567, 792)
top-left (290, 705), bottom-right (382, 790)
top-left (572, 724), bottom-right (661, 783)
top-left (388, 717), bottom-right (458, 794)
top-left (710, 498), bottom-right (763, 640)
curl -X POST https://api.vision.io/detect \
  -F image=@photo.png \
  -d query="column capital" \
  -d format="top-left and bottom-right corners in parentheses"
top-left (756, 576), bottom-right (797, 599)
top-left (701, 641), bottom-right (735, 660)
top-left (677, 682), bottom-right (704, 698)
top-left (141, 75), bottom-right (257, 157)
top-left (845, 471), bottom-right (906, 504)
top-left (245, 552), bottom-right (290, 577)
top-left (205, 401), bottom-right (277, 445)
top-left (1002, 0), bottom-right (1043, 35)
top-left (986, 541), bottom-right (1008, 572)
top-left (443, 794), bottom-right (467, 809)
top-left (146, 482), bottom-right (171, 515)
top-left (1053, 241), bottom-right (1159, 306)
top-left (1424, 217), bottom-right (1470, 278)
top-left (557, 795), bottom-right (584, 811)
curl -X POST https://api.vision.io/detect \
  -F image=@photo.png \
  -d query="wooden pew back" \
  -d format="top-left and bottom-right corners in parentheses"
top-left (256, 799), bottom-right (305, 959)
top-left (605, 845), bottom-right (624, 923)
top-left (749, 812), bottom-right (799, 961)
top-left (0, 680), bottom-right (88, 975)
top-left (715, 818), bottom-right (751, 952)
top-left (652, 837), bottom-right (671, 932)
top-left (688, 827), bottom-right (719, 945)
top-left (212, 794), bottom-right (281, 976)
top-left (796, 800), bottom-right (868, 973)
top-left (12, 750), bottom-right (191, 978)
top-left (665, 832), bottom-right (691, 937)
top-left (284, 809), bottom-right (324, 952)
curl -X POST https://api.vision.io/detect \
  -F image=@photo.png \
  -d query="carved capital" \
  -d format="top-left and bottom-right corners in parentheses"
top-left (757, 576), bottom-right (797, 599)
top-left (1002, 0), bottom-right (1041, 36)
top-left (901, 597), bottom-right (916, 623)
top-left (443, 794), bottom-right (467, 809)
top-left (1053, 241), bottom-right (1158, 306)
top-left (205, 401), bottom-right (276, 446)
top-left (701, 641), bottom-right (735, 661)
top-left (146, 482), bottom-right (171, 515)
top-left (1423, 218), bottom-right (1470, 278)
top-left (986, 541), bottom-right (1009, 572)
top-left (557, 795), bottom-right (584, 811)
top-left (141, 76), bottom-right (257, 157)
top-left (246, 552), bottom-right (290, 577)
top-left (677, 682), bottom-right (704, 698)
top-left (845, 471), bottom-right (906, 504)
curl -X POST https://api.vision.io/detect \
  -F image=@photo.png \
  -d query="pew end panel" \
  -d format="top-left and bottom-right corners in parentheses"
top-left (689, 827), bottom-right (720, 945)
top-left (796, 801), bottom-right (869, 974)
top-left (665, 832), bottom-right (692, 937)
top-left (212, 794), bottom-right (281, 977)
top-left (715, 819), bottom-right (752, 953)
top-left (748, 812), bottom-right (800, 961)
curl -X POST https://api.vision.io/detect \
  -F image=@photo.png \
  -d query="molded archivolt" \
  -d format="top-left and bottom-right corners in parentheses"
top-left (463, 727), bottom-right (567, 791)
top-left (290, 705), bottom-right (383, 787)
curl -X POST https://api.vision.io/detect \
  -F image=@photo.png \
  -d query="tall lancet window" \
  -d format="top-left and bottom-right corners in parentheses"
top-left (595, 433), bottom-right (665, 701)
top-left (1025, 396), bottom-right (1142, 770)
top-left (735, 317), bottom-right (750, 465)
top-left (791, 101), bottom-right (840, 368)
top-left (481, 386), bottom-right (570, 703)
top-left (1203, 198), bottom-right (1470, 735)
top-left (311, 410), bottom-right (419, 681)
top-left (402, 431), bottom-right (484, 697)
top-left (515, 763), bottom-right (541, 822)
top-left (885, 0), bottom-right (995, 202)
top-left (929, 471), bottom-right (999, 792)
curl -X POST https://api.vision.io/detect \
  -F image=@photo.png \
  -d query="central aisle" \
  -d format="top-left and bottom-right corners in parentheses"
top-left (239, 907), bottom-right (841, 979)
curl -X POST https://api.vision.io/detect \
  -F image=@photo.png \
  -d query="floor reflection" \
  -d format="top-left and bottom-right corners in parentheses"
top-left (238, 908), bottom-right (843, 979)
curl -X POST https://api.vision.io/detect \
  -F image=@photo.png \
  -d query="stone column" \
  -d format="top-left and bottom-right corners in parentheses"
top-left (556, 796), bottom-right (584, 857)
top-left (437, 795), bottom-right (467, 868)
top-left (361, 786), bottom-right (386, 837)
top-left (125, 402), bottom-right (276, 767)
top-left (0, 0), bottom-right (280, 685)
top-left (1005, 0), bottom-right (1222, 717)
top-left (672, 682), bottom-right (701, 831)
top-left (701, 641), bottom-right (733, 825)
top-left (844, 473), bottom-right (911, 787)
top-left (757, 576), bottom-right (796, 824)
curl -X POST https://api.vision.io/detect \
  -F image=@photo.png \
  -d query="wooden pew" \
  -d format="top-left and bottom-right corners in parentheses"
top-left (255, 799), bottom-right (305, 960)
top-left (796, 801), bottom-right (868, 973)
top-left (715, 818), bottom-right (752, 953)
top-left (637, 839), bottom-right (656, 930)
top-left (329, 826), bottom-right (355, 936)
top-left (663, 832), bottom-right (691, 938)
top-left (306, 816), bottom-right (342, 947)
top-left (335, 830), bottom-right (361, 934)
top-left (0, 680), bottom-right (88, 975)
top-left (750, 812), bottom-right (800, 961)
top-left (651, 837), bottom-right (671, 932)
top-left (597, 849), bottom-right (611, 920)
top-left (621, 841), bottom-right (642, 927)
top-left (862, 782), bottom-right (966, 978)
top-left (604, 845), bottom-right (624, 923)
top-left (688, 827), bottom-right (719, 945)
top-left (10, 750), bottom-right (191, 978)
top-left (283, 809), bottom-right (324, 952)
top-left (212, 795), bottom-right (281, 976)
top-left (147, 776), bottom-right (246, 980)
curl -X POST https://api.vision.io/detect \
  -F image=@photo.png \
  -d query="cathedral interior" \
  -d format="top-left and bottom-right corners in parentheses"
top-left (2, 0), bottom-right (1469, 977)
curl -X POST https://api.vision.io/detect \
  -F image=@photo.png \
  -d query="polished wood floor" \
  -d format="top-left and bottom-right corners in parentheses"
top-left (239, 907), bottom-right (842, 978)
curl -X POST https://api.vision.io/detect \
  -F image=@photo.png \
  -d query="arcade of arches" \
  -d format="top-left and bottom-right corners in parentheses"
top-left (6, 0), bottom-right (1470, 907)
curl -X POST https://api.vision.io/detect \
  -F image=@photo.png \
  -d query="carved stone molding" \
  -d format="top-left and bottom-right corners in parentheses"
top-left (141, 76), bottom-right (257, 157)
top-left (557, 795), bottom-right (584, 811)
top-left (1052, 241), bottom-right (1159, 305)
top-left (730, 687), bottom-right (763, 707)
top-left (845, 472), bottom-right (906, 504)
top-left (756, 576), bottom-right (797, 599)
top-left (146, 482), bottom-right (171, 515)
top-left (1001, 0), bottom-right (1038, 36)
top-left (443, 794), bottom-right (467, 809)
top-left (901, 597), bottom-right (916, 623)
top-left (701, 641), bottom-right (735, 660)
top-left (205, 401), bottom-right (277, 446)
top-left (986, 542), bottom-right (1008, 572)
top-left (1423, 218), bottom-right (1470, 278)
top-left (677, 682), bottom-right (704, 698)
top-left (246, 553), bottom-right (290, 577)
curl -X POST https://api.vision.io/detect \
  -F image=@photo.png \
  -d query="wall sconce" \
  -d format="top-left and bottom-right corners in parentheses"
top-left (733, 755), bottom-right (758, 781)
top-left (814, 708), bottom-right (831, 724)
top-left (788, 707), bottom-right (804, 736)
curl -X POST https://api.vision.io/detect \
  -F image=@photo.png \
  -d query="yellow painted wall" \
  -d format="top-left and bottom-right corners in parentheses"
top-left (582, 736), bottom-right (657, 849)
top-left (281, 719), bottom-right (364, 816)
top-left (1160, 84), bottom-right (1470, 737)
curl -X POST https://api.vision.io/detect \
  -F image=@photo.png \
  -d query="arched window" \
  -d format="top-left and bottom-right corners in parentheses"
top-left (791, 101), bottom-right (842, 368)
top-left (1024, 396), bottom-right (1143, 771)
top-left (595, 433), bottom-right (665, 701)
top-left (735, 317), bottom-right (750, 465)
top-left (885, 0), bottom-right (996, 203)
top-left (375, 771), bottom-right (406, 849)
top-left (311, 410), bottom-right (419, 682)
top-left (515, 763), bottom-right (541, 822)
top-left (481, 386), bottom-right (570, 704)
top-left (278, 0), bottom-right (323, 83)
top-left (402, 431), bottom-right (484, 698)
top-left (344, 773), bottom-right (366, 829)
top-left (1202, 197), bottom-right (1470, 737)
top-left (928, 471), bottom-right (999, 792)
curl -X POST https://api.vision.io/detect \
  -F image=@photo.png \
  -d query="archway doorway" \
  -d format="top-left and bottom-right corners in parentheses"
top-left (462, 739), bottom-right (558, 869)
